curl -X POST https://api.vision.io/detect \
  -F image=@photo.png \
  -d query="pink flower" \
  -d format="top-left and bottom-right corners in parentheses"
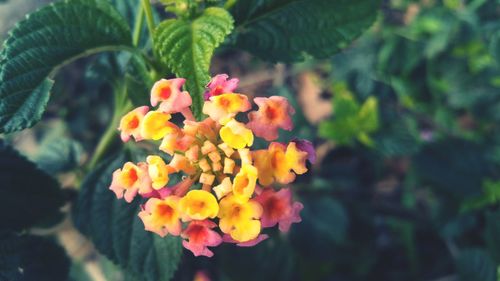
top-left (247, 96), bottom-right (295, 141)
top-left (204, 74), bottom-right (239, 100)
top-left (182, 220), bottom-right (223, 257)
top-left (151, 78), bottom-right (192, 114)
top-left (254, 188), bottom-right (303, 232)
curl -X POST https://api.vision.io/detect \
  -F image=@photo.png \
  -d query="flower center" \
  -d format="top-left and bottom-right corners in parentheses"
top-left (160, 86), bottom-right (172, 99)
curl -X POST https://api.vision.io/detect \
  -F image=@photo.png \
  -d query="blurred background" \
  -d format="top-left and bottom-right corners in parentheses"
top-left (2, 0), bottom-right (500, 280)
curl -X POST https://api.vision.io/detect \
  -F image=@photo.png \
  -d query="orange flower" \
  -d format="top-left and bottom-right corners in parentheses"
top-left (203, 93), bottom-right (251, 124)
top-left (118, 106), bottom-right (149, 142)
top-left (248, 96), bottom-right (294, 141)
top-left (110, 162), bottom-right (151, 202)
top-left (139, 196), bottom-right (182, 237)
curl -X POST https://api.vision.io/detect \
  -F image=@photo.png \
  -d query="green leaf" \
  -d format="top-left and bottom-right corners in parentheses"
top-left (290, 196), bottom-right (348, 259)
top-left (319, 85), bottom-right (379, 146)
top-left (485, 210), bottom-right (500, 264)
top-left (0, 140), bottom-right (65, 232)
top-left (0, 0), bottom-right (133, 133)
top-left (0, 232), bottom-right (70, 281)
top-left (457, 249), bottom-right (496, 281)
top-left (73, 152), bottom-right (182, 281)
top-left (35, 138), bottom-right (83, 174)
top-left (413, 139), bottom-right (492, 198)
top-left (155, 7), bottom-right (234, 119)
top-left (125, 54), bottom-right (154, 107)
top-left (231, 0), bottom-right (380, 62)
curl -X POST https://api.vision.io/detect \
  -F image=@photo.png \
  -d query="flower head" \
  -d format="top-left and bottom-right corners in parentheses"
top-left (110, 74), bottom-right (312, 257)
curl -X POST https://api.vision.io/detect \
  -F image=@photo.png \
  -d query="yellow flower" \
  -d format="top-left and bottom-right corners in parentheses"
top-left (218, 195), bottom-right (263, 242)
top-left (141, 110), bottom-right (176, 140)
top-left (220, 119), bottom-right (254, 149)
top-left (146, 155), bottom-right (171, 190)
top-left (232, 164), bottom-right (258, 201)
top-left (118, 106), bottom-right (149, 142)
top-left (138, 196), bottom-right (182, 237)
top-left (202, 93), bottom-right (251, 124)
top-left (179, 190), bottom-right (219, 221)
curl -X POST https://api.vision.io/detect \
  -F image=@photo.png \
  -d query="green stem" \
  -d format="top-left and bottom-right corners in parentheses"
top-left (87, 85), bottom-right (133, 171)
top-left (133, 4), bottom-right (145, 46)
top-left (141, 0), bottom-right (156, 44)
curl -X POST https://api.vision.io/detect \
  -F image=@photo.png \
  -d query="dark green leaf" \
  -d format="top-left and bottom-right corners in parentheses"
top-left (35, 138), bottom-right (83, 174)
top-left (0, 140), bottom-right (65, 231)
top-left (0, 0), bottom-right (132, 133)
top-left (456, 248), bottom-right (496, 281)
top-left (0, 232), bottom-right (70, 281)
top-left (73, 152), bottom-right (182, 281)
top-left (231, 0), bottom-right (380, 62)
top-left (413, 139), bottom-right (492, 198)
top-left (126, 55), bottom-right (154, 107)
top-left (155, 7), bottom-right (234, 118)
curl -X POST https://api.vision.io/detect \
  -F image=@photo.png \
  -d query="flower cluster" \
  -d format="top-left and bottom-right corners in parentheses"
top-left (110, 74), bottom-right (315, 257)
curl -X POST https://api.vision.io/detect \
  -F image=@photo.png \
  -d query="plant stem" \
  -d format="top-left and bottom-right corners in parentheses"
top-left (141, 0), bottom-right (156, 44)
top-left (133, 3), bottom-right (145, 46)
top-left (87, 85), bottom-right (133, 171)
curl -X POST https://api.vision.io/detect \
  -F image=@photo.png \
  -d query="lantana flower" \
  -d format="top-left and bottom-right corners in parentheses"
top-left (112, 74), bottom-right (314, 257)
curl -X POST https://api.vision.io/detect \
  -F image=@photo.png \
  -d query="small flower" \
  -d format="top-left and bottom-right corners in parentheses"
top-left (141, 110), bottom-right (177, 140)
top-left (182, 220), bottom-right (222, 257)
top-left (204, 74), bottom-right (239, 100)
top-left (179, 190), bottom-right (219, 221)
top-left (169, 153), bottom-right (196, 175)
top-left (254, 188), bottom-right (303, 232)
top-left (118, 106), bottom-right (149, 142)
top-left (151, 78), bottom-right (192, 113)
top-left (147, 155), bottom-right (174, 190)
top-left (219, 119), bottom-right (254, 149)
top-left (203, 93), bottom-right (251, 124)
top-left (160, 130), bottom-right (195, 155)
top-left (232, 164), bottom-right (258, 201)
top-left (253, 142), bottom-right (308, 186)
top-left (110, 162), bottom-right (151, 202)
top-left (218, 195), bottom-right (263, 242)
top-left (138, 196), bottom-right (182, 237)
top-left (247, 96), bottom-right (294, 141)
top-left (292, 138), bottom-right (316, 164)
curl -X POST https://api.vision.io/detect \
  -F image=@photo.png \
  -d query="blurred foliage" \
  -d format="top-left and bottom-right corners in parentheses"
top-left (2, 0), bottom-right (500, 281)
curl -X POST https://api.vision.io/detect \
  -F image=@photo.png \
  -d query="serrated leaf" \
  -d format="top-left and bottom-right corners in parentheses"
top-left (457, 249), bottom-right (496, 281)
top-left (0, 140), bottom-right (65, 232)
top-left (0, 232), bottom-right (70, 281)
top-left (231, 0), bottom-right (380, 62)
top-left (0, 0), bottom-right (132, 133)
top-left (155, 7), bottom-right (234, 118)
top-left (73, 152), bottom-right (182, 281)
